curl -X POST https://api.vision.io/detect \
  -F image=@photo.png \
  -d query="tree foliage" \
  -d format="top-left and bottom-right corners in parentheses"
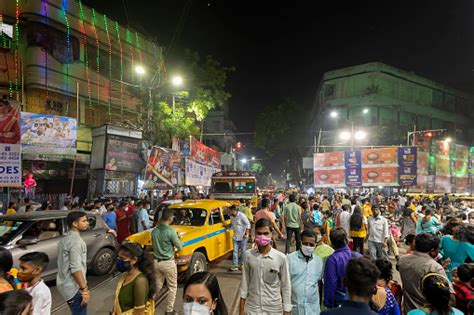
top-left (250, 161), bottom-right (264, 174)
top-left (124, 50), bottom-right (235, 146)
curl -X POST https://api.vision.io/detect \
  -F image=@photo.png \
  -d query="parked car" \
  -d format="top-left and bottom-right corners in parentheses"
top-left (0, 211), bottom-right (118, 281)
top-left (129, 200), bottom-right (233, 279)
top-left (149, 199), bottom-right (182, 223)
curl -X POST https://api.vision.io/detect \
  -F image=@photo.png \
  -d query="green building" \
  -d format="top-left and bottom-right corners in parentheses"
top-left (311, 62), bottom-right (474, 147)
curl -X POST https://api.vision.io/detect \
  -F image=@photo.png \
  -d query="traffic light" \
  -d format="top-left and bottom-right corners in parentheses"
top-left (235, 142), bottom-right (243, 150)
top-left (425, 132), bottom-right (432, 137)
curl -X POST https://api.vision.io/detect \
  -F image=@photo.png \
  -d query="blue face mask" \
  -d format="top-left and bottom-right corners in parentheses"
top-left (116, 258), bottom-right (131, 273)
top-left (183, 302), bottom-right (211, 315)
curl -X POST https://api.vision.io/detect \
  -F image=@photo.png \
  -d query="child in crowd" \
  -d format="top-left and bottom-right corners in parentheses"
top-left (452, 264), bottom-right (474, 314)
top-left (18, 252), bottom-right (52, 315)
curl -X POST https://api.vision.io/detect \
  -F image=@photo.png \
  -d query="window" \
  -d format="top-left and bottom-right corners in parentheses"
top-left (27, 22), bottom-right (80, 64)
top-left (213, 181), bottom-right (232, 193)
top-left (0, 220), bottom-right (28, 245)
top-left (87, 216), bottom-right (97, 230)
top-left (233, 180), bottom-right (256, 193)
top-left (171, 208), bottom-right (207, 226)
top-left (23, 219), bottom-right (63, 241)
top-left (324, 84), bottom-right (335, 99)
top-left (209, 209), bottom-right (222, 225)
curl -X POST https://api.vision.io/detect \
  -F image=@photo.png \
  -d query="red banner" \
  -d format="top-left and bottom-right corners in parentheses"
top-left (314, 169), bottom-right (345, 187)
top-left (361, 148), bottom-right (398, 166)
top-left (313, 152), bottom-right (344, 169)
top-left (361, 167), bottom-right (398, 186)
top-left (190, 137), bottom-right (221, 169)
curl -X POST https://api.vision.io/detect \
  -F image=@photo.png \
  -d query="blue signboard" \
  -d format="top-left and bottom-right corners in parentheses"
top-left (344, 151), bottom-right (362, 186)
top-left (398, 147), bottom-right (417, 186)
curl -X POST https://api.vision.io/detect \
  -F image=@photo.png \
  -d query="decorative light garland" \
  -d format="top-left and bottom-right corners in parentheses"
top-left (78, 0), bottom-right (92, 121)
top-left (0, 13), bottom-right (5, 51)
top-left (91, 9), bottom-right (100, 109)
top-left (114, 21), bottom-right (124, 115)
top-left (61, 0), bottom-right (71, 115)
top-left (103, 15), bottom-right (112, 118)
top-left (41, 0), bottom-right (49, 102)
top-left (126, 28), bottom-right (134, 82)
top-left (14, 0), bottom-right (20, 100)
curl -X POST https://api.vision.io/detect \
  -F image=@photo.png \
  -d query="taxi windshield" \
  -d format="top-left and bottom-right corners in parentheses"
top-left (172, 208), bottom-right (207, 226)
top-left (0, 219), bottom-right (28, 245)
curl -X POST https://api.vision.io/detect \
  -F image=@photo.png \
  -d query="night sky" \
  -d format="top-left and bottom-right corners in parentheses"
top-left (84, 0), bottom-right (474, 134)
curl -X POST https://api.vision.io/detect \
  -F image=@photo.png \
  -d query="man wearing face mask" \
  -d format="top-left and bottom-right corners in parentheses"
top-left (398, 233), bottom-right (454, 312)
top-left (240, 218), bottom-right (292, 315)
top-left (287, 230), bottom-right (323, 315)
top-left (367, 206), bottom-right (390, 260)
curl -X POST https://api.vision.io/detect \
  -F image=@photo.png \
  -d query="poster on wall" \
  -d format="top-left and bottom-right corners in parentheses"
top-left (172, 137), bottom-right (190, 157)
top-left (105, 135), bottom-right (142, 173)
top-left (143, 147), bottom-right (180, 189)
top-left (0, 99), bottom-right (21, 187)
top-left (21, 112), bottom-right (77, 156)
top-left (190, 137), bottom-right (221, 168)
top-left (185, 158), bottom-right (220, 186)
top-left (314, 169), bottom-right (346, 187)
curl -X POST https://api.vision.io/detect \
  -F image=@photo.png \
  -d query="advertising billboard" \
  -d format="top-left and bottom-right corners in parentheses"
top-left (344, 151), bottom-right (362, 186)
top-left (185, 158), bottom-right (220, 186)
top-left (0, 99), bottom-right (21, 187)
top-left (314, 169), bottom-right (346, 187)
top-left (190, 137), bottom-right (221, 169)
top-left (21, 112), bottom-right (77, 156)
top-left (361, 148), bottom-right (398, 166)
top-left (143, 147), bottom-right (180, 189)
top-left (361, 167), bottom-right (398, 187)
top-left (314, 151), bottom-right (344, 168)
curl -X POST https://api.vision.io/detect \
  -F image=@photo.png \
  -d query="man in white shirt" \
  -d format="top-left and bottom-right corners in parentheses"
top-left (18, 252), bottom-right (52, 315)
top-left (337, 205), bottom-right (351, 237)
top-left (240, 218), bottom-right (291, 315)
top-left (367, 206), bottom-right (390, 260)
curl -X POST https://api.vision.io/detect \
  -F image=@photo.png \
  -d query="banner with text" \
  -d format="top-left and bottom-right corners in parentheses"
top-left (185, 158), bottom-right (220, 186)
top-left (105, 135), bottom-right (142, 173)
top-left (21, 112), bottom-right (77, 156)
top-left (0, 100), bottom-right (21, 187)
top-left (190, 137), bottom-right (221, 169)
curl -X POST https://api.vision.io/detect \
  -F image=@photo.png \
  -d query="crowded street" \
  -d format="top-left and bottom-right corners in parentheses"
top-left (1, 0), bottom-right (474, 314)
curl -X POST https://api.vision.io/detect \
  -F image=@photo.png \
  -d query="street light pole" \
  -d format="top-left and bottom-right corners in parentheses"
top-left (351, 120), bottom-right (354, 150)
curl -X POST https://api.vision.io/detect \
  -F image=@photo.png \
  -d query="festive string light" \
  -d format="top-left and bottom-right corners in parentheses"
top-left (61, 0), bottom-right (71, 115)
top-left (14, 0), bottom-right (20, 100)
top-left (41, 0), bottom-right (49, 102)
top-left (0, 13), bottom-right (6, 50)
top-left (126, 28), bottom-right (134, 82)
top-left (78, 0), bottom-right (92, 121)
top-left (103, 15), bottom-right (112, 118)
top-left (114, 21), bottom-right (124, 115)
top-left (91, 9), bottom-right (100, 110)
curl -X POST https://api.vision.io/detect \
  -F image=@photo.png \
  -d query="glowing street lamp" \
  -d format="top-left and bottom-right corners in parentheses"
top-left (354, 130), bottom-right (367, 141)
top-left (339, 131), bottom-right (351, 141)
top-left (251, 156), bottom-right (255, 160)
top-left (171, 75), bottom-right (183, 86)
top-left (444, 137), bottom-right (452, 143)
top-left (135, 65), bottom-right (145, 75)
top-left (241, 158), bottom-right (248, 164)
top-left (330, 111), bottom-right (338, 118)
top-left (363, 108), bottom-right (369, 114)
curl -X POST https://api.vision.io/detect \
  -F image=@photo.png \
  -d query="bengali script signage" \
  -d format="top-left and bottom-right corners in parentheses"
top-left (344, 151), bottom-right (362, 186)
top-left (398, 146), bottom-right (417, 186)
top-left (144, 147), bottom-right (180, 189)
top-left (185, 158), bottom-right (220, 186)
top-left (0, 100), bottom-right (21, 187)
top-left (190, 137), bottom-right (221, 169)
top-left (21, 112), bottom-right (76, 156)
top-left (105, 135), bottom-right (141, 173)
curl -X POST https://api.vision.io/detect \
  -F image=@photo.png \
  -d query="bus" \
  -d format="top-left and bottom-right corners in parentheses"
top-left (210, 171), bottom-right (258, 209)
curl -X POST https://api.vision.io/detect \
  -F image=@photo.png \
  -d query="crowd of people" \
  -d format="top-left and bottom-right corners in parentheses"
top-left (0, 191), bottom-right (473, 315)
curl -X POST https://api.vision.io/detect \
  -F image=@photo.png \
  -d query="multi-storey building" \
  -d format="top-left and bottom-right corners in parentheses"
top-left (1, 0), bottom-right (163, 196)
top-left (310, 62), bottom-right (474, 148)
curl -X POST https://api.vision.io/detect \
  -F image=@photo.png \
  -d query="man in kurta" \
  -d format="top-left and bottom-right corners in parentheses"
top-left (288, 229), bottom-right (323, 315)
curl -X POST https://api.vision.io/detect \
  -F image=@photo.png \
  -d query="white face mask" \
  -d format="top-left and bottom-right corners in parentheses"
top-left (301, 245), bottom-right (315, 257)
top-left (183, 302), bottom-right (211, 315)
top-left (315, 234), bottom-right (322, 243)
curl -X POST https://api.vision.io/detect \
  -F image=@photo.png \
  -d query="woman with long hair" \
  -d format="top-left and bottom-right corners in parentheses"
top-left (0, 248), bottom-right (14, 293)
top-left (112, 242), bottom-right (157, 315)
top-left (400, 204), bottom-right (417, 241)
top-left (349, 206), bottom-right (367, 254)
top-left (183, 271), bottom-right (228, 315)
top-left (407, 273), bottom-right (463, 315)
top-left (0, 290), bottom-right (33, 315)
top-left (373, 259), bottom-right (402, 315)
top-left (440, 224), bottom-right (474, 279)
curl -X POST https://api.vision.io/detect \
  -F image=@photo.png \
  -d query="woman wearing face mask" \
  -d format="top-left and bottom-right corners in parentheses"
top-left (112, 242), bottom-right (157, 315)
top-left (182, 271), bottom-right (228, 315)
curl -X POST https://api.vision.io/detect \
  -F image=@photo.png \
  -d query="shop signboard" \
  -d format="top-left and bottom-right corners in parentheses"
top-left (105, 135), bottom-right (141, 173)
top-left (0, 99), bottom-right (21, 187)
top-left (143, 147), bottom-right (180, 189)
top-left (21, 112), bottom-right (77, 156)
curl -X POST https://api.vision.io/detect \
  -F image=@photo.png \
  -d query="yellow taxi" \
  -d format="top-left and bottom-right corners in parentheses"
top-left (128, 199), bottom-right (233, 278)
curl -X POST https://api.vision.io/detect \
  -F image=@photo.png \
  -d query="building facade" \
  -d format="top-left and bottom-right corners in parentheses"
top-left (310, 62), bottom-right (474, 149)
top-left (1, 0), bottom-right (163, 197)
